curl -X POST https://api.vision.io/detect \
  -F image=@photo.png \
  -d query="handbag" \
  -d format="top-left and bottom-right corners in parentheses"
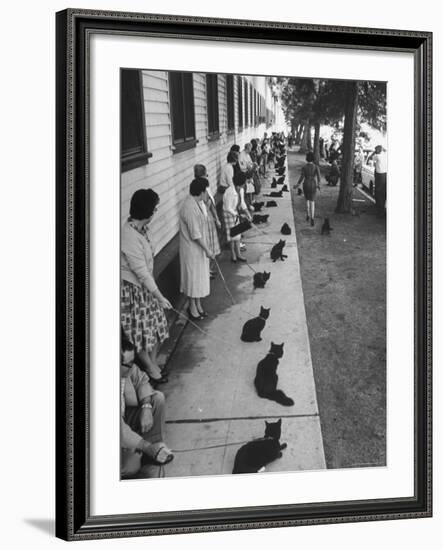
top-left (230, 218), bottom-right (252, 238)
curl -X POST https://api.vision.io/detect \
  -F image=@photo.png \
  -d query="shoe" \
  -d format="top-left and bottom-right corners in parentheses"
top-left (151, 374), bottom-right (169, 386)
top-left (198, 310), bottom-right (208, 318)
top-left (231, 258), bottom-right (237, 263)
top-left (187, 308), bottom-right (202, 321)
top-left (310, 218), bottom-right (315, 227)
top-left (237, 256), bottom-right (247, 262)
top-left (306, 215), bottom-right (310, 222)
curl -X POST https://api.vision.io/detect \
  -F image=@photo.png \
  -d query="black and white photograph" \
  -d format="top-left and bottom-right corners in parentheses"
top-left (119, 69), bottom-right (387, 480)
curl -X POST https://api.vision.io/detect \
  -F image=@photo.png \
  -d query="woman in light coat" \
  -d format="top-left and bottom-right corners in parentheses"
top-left (179, 178), bottom-right (215, 320)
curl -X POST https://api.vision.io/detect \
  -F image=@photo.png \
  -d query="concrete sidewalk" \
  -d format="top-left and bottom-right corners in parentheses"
top-left (162, 161), bottom-right (326, 477)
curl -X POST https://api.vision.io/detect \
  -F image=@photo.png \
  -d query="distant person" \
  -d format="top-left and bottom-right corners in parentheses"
top-left (250, 139), bottom-right (262, 195)
top-left (223, 171), bottom-right (251, 262)
top-left (326, 159), bottom-right (340, 186)
top-left (368, 145), bottom-right (387, 217)
top-left (219, 151), bottom-right (238, 192)
top-left (239, 142), bottom-right (255, 209)
top-left (354, 148), bottom-right (365, 184)
top-left (294, 152), bottom-right (321, 226)
top-left (179, 177), bottom-right (214, 320)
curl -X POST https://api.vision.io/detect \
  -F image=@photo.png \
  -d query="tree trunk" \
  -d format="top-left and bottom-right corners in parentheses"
top-left (295, 122), bottom-right (303, 144)
top-left (299, 121), bottom-right (309, 153)
top-left (336, 82), bottom-right (359, 213)
top-left (306, 124), bottom-right (313, 151)
top-left (313, 122), bottom-right (321, 164)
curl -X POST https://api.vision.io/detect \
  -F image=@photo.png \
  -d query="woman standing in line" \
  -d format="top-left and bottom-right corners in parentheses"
top-left (222, 171), bottom-right (251, 263)
top-left (121, 189), bottom-right (172, 384)
top-left (250, 139), bottom-right (262, 196)
top-left (294, 151), bottom-right (322, 227)
top-left (179, 177), bottom-right (215, 320)
top-left (194, 164), bottom-right (221, 279)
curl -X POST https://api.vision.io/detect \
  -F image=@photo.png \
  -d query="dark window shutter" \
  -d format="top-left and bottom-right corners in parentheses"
top-left (121, 69), bottom-right (149, 172)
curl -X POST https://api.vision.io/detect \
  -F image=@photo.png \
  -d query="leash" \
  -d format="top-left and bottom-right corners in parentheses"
top-left (171, 439), bottom-right (253, 453)
top-left (213, 259), bottom-right (262, 319)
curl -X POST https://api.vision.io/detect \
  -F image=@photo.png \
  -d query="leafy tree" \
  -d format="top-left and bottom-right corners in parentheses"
top-left (277, 76), bottom-right (386, 213)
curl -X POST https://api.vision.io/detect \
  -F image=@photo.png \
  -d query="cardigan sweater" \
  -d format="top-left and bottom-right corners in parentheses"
top-left (121, 221), bottom-right (159, 293)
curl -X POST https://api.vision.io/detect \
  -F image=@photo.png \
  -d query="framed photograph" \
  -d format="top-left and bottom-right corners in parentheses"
top-left (55, 9), bottom-right (432, 541)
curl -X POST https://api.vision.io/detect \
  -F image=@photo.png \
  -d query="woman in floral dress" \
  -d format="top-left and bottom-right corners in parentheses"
top-left (121, 189), bottom-right (171, 384)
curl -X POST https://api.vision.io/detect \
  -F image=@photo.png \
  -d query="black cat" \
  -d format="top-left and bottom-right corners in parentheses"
top-left (232, 419), bottom-right (287, 474)
top-left (253, 271), bottom-right (271, 289)
top-left (265, 190), bottom-right (283, 198)
top-left (252, 201), bottom-right (264, 212)
top-left (252, 214), bottom-right (269, 225)
top-left (280, 223), bottom-right (291, 235)
top-left (321, 218), bottom-right (333, 235)
top-left (265, 200), bottom-right (278, 207)
top-left (276, 167), bottom-right (286, 176)
top-left (271, 179), bottom-right (277, 188)
top-left (277, 176), bottom-right (285, 185)
top-left (254, 343), bottom-right (294, 406)
top-left (282, 185), bottom-right (288, 192)
top-left (270, 240), bottom-right (288, 262)
top-left (240, 306), bottom-right (270, 342)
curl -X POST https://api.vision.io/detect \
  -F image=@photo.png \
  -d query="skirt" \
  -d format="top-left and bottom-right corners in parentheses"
top-left (121, 280), bottom-right (169, 353)
top-left (223, 210), bottom-right (240, 242)
top-left (206, 215), bottom-right (221, 256)
top-left (303, 180), bottom-right (317, 201)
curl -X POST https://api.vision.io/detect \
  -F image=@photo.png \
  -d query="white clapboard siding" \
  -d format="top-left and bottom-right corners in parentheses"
top-left (121, 70), bottom-right (287, 257)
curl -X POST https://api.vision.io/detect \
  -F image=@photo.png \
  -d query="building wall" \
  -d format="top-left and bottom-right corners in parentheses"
top-left (121, 71), bottom-right (287, 260)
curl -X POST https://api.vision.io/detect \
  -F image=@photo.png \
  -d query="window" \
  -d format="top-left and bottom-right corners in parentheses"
top-left (237, 76), bottom-right (243, 129)
top-left (244, 80), bottom-right (249, 127)
top-left (169, 72), bottom-right (196, 153)
top-left (226, 74), bottom-right (235, 132)
top-left (250, 83), bottom-right (253, 127)
top-left (254, 90), bottom-right (258, 126)
top-left (121, 69), bottom-right (150, 172)
top-left (206, 74), bottom-right (219, 139)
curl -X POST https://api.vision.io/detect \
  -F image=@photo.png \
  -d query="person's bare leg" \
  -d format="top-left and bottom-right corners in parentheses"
top-left (137, 349), bottom-right (162, 380)
top-left (196, 298), bottom-right (205, 315)
top-left (148, 340), bottom-right (164, 371)
top-left (236, 241), bottom-right (246, 260)
top-left (311, 201), bottom-right (315, 220)
top-left (306, 200), bottom-right (310, 220)
top-left (189, 297), bottom-right (200, 317)
top-left (230, 241), bottom-right (237, 261)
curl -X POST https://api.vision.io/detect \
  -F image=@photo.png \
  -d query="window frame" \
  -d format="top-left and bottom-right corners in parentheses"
top-left (169, 71), bottom-right (198, 154)
top-left (237, 76), bottom-right (243, 130)
top-left (120, 69), bottom-right (151, 173)
top-left (226, 74), bottom-right (235, 133)
top-left (206, 73), bottom-right (220, 141)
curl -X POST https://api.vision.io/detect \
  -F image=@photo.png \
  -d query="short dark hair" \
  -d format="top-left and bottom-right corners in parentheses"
top-left (233, 170), bottom-right (247, 186)
top-left (189, 177), bottom-right (208, 196)
top-left (227, 151), bottom-right (238, 163)
top-left (230, 144), bottom-right (240, 153)
top-left (194, 164), bottom-right (207, 178)
top-left (129, 188), bottom-right (159, 220)
top-left (306, 152), bottom-right (315, 163)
